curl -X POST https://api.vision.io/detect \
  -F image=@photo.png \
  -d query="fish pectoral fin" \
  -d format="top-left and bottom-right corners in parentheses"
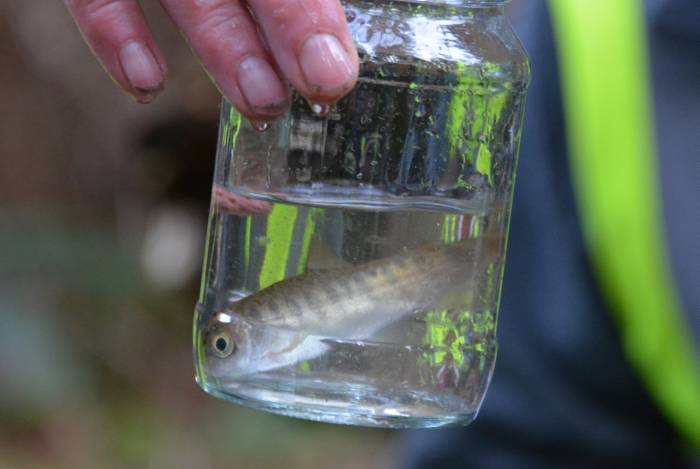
top-left (276, 336), bottom-right (306, 355)
top-left (295, 336), bottom-right (329, 360)
top-left (259, 336), bottom-right (305, 361)
top-left (260, 335), bottom-right (329, 369)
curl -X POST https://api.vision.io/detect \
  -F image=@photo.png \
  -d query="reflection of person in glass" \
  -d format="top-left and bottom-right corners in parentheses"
top-left (400, 2), bottom-right (700, 467)
top-left (65, 0), bottom-right (700, 466)
top-left (213, 186), bottom-right (270, 216)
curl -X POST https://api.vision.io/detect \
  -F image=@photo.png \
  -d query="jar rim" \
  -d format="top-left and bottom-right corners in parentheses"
top-left (386, 0), bottom-right (509, 5)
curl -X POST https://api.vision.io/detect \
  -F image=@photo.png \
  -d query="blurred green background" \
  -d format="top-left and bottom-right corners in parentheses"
top-left (0, 1), bottom-right (395, 467)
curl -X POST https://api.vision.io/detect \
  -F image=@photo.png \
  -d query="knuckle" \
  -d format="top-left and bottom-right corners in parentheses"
top-left (255, 0), bottom-right (333, 27)
top-left (251, 0), bottom-right (345, 51)
top-left (68, 0), bottom-right (142, 43)
top-left (77, 0), bottom-right (129, 22)
top-left (190, 2), bottom-right (259, 58)
top-left (195, 7), bottom-right (248, 35)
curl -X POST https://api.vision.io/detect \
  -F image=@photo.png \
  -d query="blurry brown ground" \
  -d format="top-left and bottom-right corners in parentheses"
top-left (0, 2), bottom-right (395, 468)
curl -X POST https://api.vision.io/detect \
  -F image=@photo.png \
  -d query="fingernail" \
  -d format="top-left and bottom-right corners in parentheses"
top-left (238, 57), bottom-right (288, 115)
top-left (299, 34), bottom-right (355, 93)
top-left (119, 41), bottom-right (164, 103)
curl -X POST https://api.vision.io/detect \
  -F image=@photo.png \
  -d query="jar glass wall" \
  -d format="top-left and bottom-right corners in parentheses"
top-left (194, 0), bottom-right (529, 428)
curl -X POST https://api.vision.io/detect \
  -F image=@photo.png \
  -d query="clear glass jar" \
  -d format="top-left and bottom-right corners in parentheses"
top-left (194, 0), bottom-right (529, 428)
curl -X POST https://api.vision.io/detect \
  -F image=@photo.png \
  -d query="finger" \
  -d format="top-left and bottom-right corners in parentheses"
top-left (159, 0), bottom-right (289, 120)
top-left (64, 0), bottom-right (168, 103)
top-left (247, 0), bottom-right (359, 105)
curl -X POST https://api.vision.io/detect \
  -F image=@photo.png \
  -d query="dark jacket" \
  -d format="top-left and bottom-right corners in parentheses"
top-left (400, 1), bottom-right (700, 467)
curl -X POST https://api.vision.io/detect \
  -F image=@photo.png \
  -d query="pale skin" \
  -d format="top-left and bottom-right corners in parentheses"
top-left (64, 0), bottom-right (360, 123)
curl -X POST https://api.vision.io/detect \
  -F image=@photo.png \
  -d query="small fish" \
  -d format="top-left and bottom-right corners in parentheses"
top-left (201, 237), bottom-right (501, 378)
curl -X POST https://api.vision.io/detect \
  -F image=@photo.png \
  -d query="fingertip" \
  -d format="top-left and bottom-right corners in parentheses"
top-left (297, 33), bottom-right (358, 102)
top-left (159, 0), bottom-right (290, 118)
top-left (65, 0), bottom-right (170, 103)
top-left (237, 56), bottom-right (290, 116)
top-left (118, 40), bottom-right (167, 103)
top-left (247, 0), bottom-right (359, 105)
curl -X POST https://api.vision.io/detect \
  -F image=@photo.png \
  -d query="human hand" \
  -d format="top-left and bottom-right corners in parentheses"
top-left (64, 0), bottom-right (359, 122)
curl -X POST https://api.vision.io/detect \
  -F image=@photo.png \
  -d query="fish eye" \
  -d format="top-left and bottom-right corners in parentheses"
top-left (209, 331), bottom-right (236, 358)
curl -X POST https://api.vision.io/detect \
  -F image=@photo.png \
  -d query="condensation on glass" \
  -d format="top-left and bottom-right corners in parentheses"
top-left (194, 0), bottom-right (529, 428)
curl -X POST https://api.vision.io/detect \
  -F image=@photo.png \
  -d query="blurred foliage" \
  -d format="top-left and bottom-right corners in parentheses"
top-left (0, 1), bottom-right (395, 467)
top-left (0, 213), bottom-right (395, 469)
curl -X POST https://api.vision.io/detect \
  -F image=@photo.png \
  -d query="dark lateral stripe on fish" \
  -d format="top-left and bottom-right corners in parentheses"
top-left (323, 279), bottom-right (344, 304)
top-left (331, 280), bottom-right (349, 301)
top-left (284, 295), bottom-right (303, 317)
top-left (370, 266), bottom-right (388, 285)
top-left (266, 295), bottom-right (282, 316)
top-left (349, 273), bottom-right (367, 295)
top-left (301, 285), bottom-right (321, 309)
top-left (297, 286), bottom-right (328, 322)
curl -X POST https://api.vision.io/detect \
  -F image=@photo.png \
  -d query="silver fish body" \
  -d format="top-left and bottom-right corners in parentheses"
top-left (201, 237), bottom-right (499, 377)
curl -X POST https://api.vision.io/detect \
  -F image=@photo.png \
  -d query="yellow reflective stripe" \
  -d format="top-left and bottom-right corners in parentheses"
top-left (446, 62), bottom-right (470, 163)
top-left (443, 214), bottom-right (459, 242)
top-left (297, 209), bottom-right (316, 275)
top-left (446, 62), bottom-right (507, 187)
top-left (549, 0), bottom-right (700, 448)
top-left (243, 216), bottom-right (252, 272)
top-left (259, 205), bottom-right (298, 289)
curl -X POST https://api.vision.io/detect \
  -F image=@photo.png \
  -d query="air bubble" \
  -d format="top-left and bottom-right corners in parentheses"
top-left (310, 102), bottom-right (331, 117)
top-left (251, 121), bottom-right (270, 132)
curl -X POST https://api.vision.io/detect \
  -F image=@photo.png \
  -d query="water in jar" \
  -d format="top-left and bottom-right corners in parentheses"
top-left (196, 192), bottom-right (505, 427)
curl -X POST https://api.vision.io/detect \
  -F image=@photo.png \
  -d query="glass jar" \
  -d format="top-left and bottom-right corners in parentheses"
top-left (194, 0), bottom-right (529, 428)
